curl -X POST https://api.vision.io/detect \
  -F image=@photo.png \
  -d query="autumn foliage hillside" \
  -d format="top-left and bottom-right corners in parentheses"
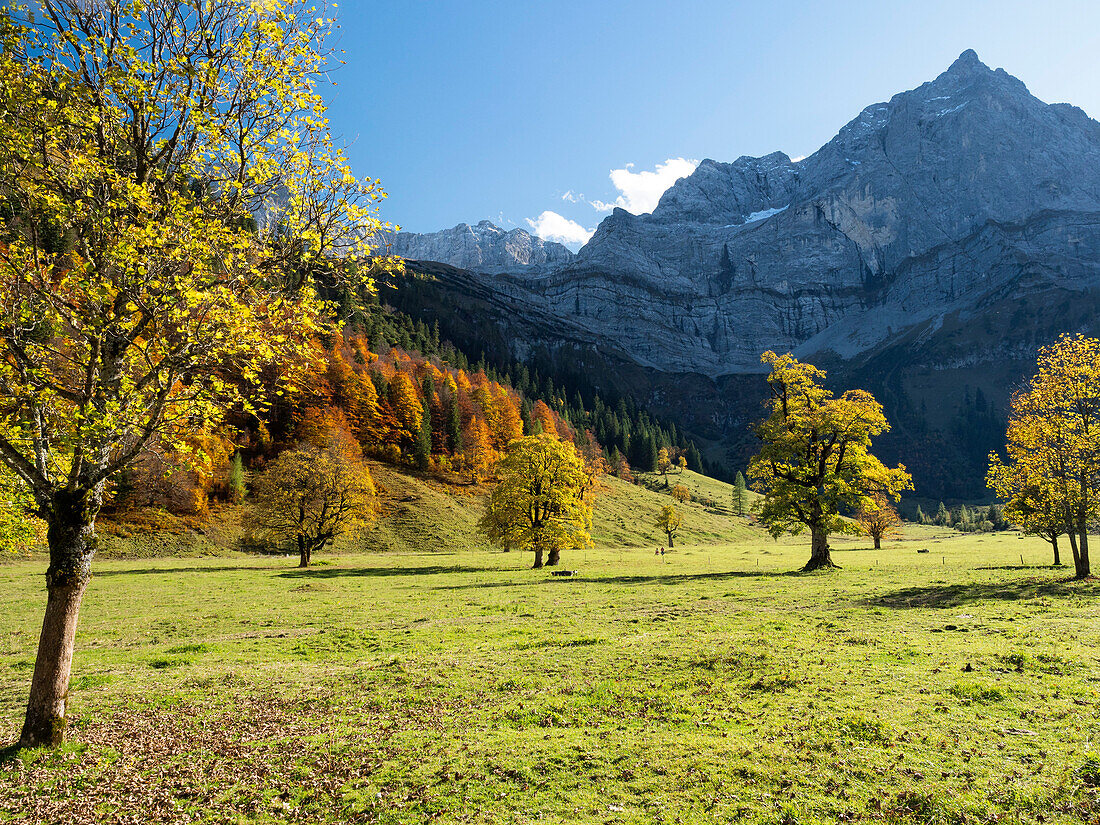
top-left (2, 320), bottom-right (743, 556)
top-left (290, 333), bottom-right (589, 483)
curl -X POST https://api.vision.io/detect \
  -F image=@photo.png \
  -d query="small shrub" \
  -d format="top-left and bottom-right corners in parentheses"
top-left (1077, 752), bottom-right (1100, 787)
top-left (148, 657), bottom-right (188, 670)
top-left (950, 680), bottom-right (1005, 703)
top-left (839, 713), bottom-right (894, 745)
top-left (745, 673), bottom-right (800, 693)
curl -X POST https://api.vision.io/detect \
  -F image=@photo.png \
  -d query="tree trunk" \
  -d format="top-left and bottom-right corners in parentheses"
top-left (297, 534), bottom-right (310, 568)
top-left (667, 532), bottom-right (674, 549)
top-left (873, 534), bottom-right (881, 550)
top-left (804, 526), bottom-right (838, 571)
top-left (546, 548), bottom-right (560, 566)
top-left (532, 545), bottom-right (544, 569)
top-left (1068, 529), bottom-right (1080, 571)
top-left (21, 491), bottom-right (99, 748)
top-left (1076, 521), bottom-right (1090, 579)
top-left (1051, 535), bottom-right (1061, 567)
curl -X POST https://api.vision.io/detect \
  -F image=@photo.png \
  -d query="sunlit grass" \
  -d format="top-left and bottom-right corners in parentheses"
top-left (1, 528), bottom-right (1098, 823)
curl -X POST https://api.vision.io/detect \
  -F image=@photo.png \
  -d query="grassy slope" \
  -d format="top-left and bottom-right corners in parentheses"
top-left (357, 464), bottom-right (756, 556)
top-left (2, 529), bottom-right (1099, 823)
top-left (62, 465), bottom-right (754, 561)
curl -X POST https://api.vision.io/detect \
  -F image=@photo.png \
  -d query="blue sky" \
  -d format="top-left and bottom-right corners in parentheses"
top-left (328, 0), bottom-right (1100, 248)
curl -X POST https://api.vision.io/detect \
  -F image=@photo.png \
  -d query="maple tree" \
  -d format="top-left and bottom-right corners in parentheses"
top-left (463, 416), bottom-right (495, 483)
top-left (0, 0), bottom-right (391, 746)
top-left (748, 352), bottom-right (911, 571)
top-left (856, 494), bottom-right (902, 549)
top-left (655, 503), bottom-right (682, 548)
top-left (389, 372), bottom-right (426, 442)
top-left (531, 400), bottom-right (559, 439)
top-left (479, 435), bottom-right (592, 568)
top-left (656, 447), bottom-right (686, 488)
top-left (987, 334), bottom-right (1100, 577)
top-left (250, 422), bottom-right (377, 568)
top-left (671, 484), bottom-right (691, 503)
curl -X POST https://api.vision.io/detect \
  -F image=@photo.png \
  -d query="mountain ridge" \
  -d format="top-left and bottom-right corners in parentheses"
top-left (377, 51), bottom-right (1100, 498)
top-left (376, 219), bottom-right (574, 273)
top-left (385, 51), bottom-right (1100, 372)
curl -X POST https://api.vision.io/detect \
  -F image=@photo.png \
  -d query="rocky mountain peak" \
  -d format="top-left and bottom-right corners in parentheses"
top-left (947, 48), bottom-right (984, 73)
top-left (379, 221), bottom-right (574, 272)
top-left (512, 51), bottom-right (1100, 375)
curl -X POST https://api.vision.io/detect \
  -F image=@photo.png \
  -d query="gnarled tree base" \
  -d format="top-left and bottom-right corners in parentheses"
top-left (802, 556), bottom-right (841, 572)
top-left (803, 529), bottom-right (839, 572)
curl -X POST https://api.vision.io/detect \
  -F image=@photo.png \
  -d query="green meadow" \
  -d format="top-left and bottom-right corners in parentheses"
top-left (2, 524), bottom-right (1099, 824)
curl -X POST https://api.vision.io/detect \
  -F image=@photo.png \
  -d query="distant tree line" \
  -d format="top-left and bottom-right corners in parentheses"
top-left (330, 292), bottom-right (708, 476)
top-left (913, 502), bottom-right (1009, 533)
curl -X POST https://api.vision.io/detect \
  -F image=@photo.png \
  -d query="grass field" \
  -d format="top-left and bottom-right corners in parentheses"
top-left (361, 465), bottom-right (758, 556)
top-left (2, 526), bottom-right (1099, 824)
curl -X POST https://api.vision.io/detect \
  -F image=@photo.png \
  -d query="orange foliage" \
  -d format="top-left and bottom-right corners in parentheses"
top-left (388, 372), bottom-right (424, 435)
top-left (531, 400), bottom-right (558, 438)
top-left (284, 332), bottom-right (579, 480)
top-left (464, 416), bottom-right (496, 483)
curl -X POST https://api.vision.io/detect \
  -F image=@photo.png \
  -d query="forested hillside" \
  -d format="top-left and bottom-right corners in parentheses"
top-left (0, 291), bottom-right (720, 552)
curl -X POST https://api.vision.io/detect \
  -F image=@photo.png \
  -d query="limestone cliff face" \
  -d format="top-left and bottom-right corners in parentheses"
top-left (481, 50), bottom-right (1100, 376)
top-left (378, 220), bottom-right (573, 272)
top-left (387, 51), bottom-right (1100, 499)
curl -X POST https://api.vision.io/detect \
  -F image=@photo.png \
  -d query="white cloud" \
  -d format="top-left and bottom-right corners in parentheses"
top-left (560, 190), bottom-right (582, 203)
top-left (791, 154), bottom-right (807, 163)
top-left (589, 157), bottom-right (698, 214)
top-left (525, 211), bottom-right (595, 247)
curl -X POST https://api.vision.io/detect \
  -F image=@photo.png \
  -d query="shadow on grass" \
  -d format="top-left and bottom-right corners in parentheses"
top-left (431, 569), bottom-right (802, 591)
top-left (0, 742), bottom-right (20, 765)
top-left (94, 565), bottom-right (266, 578)
top-left (278, 565), bottom-right (492, 580)
top-left (868, 577), bottom-right (1094, 609)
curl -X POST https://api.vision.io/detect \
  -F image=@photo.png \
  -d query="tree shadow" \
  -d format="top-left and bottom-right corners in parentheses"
top-left (584, 570), bottom-right (802, 586)
top-left (278, 565), bottom-right (494, 580)
top-left (0, 743), bottom-right (20, 765)
top-left (93, 565), bottom-right (266, 578)
top-left (867, 577), bottom-right (1095, 609)
top-left (432, 569), bottom-right (799, 591)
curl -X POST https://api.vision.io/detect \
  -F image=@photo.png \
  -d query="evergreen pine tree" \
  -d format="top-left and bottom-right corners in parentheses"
top-left (732, 471), bottom-right (746, 517)
top-left (958, 505), bottom-right (971, 531)
top-left (445, 396), bottom-right (462, 453)
top-left (227, 453), bottom-right (246, 503)
top-left (685, 442), bottom-right (703, 473)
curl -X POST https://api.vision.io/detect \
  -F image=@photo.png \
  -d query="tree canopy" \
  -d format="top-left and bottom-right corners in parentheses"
top-left (988, 334), bottom-right (1100, 578)
top-left (0, 0), bottom-right (392, 747)
top-left (747, 351), bottom-right (911, 571)
top-left (856, 493), bottom-right (902, 550)
top-left (479, 434), bottom-right (593, 568)
top-left (250, 423), bottom-right (377, 568)
top-left (655, 503), bottom-right (682, 548)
